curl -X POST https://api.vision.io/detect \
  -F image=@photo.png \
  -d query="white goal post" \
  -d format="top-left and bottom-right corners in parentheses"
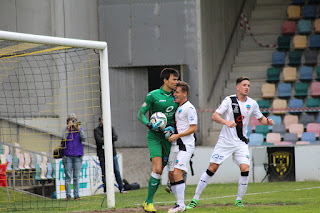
top-left (0, 30), bottom-right (115, 208)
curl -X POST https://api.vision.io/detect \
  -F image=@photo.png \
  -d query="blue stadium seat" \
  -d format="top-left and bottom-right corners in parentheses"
top-left (309, 35), bottom-right (320, 49)
top-left (283, 133), bottom-right (298, 144)
top-left (300, 114), bottom-right (315, 127)
top-left (268, 115), bottom-right (282, 130)
top-left (299, 66), bottom-right (313, 81)
top-left (301, 132), bottom-right (316, 144)
top-left (288, 98), bottom-right (304, 114)
top-left (248, 133), bottom-right (264, 146)
top-left (304, 49), bottom-right (318, 65)
top-left (303, 5), bottom-right (317, 19)
top-left (298, 19), bottom-right (312, 34)
top-left (308, 0), bottom-right (320, 4)
top-left (272, 51), bottom-right (286, 67)
top-left (247, 125), bottom-right (252, 138)
top-left (272, 124), bottom-right (287, 138)
top-left (278, 83), bottom-right (292, 98)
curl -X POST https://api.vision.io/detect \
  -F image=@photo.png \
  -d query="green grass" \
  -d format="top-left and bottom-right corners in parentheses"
top-left (1, 181), bottom-right (320, 212)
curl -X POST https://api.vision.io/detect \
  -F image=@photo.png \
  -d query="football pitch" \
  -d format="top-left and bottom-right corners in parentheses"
top-left (1, 181), bottom-right (320, 212)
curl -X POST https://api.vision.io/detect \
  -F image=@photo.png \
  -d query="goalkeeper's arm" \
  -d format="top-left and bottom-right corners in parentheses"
top-left (137, 94), bottom-right (154, 128)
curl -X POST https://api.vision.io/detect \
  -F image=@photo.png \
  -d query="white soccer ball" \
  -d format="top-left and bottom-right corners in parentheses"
top-left (150, 112), bottom-right (167, 130)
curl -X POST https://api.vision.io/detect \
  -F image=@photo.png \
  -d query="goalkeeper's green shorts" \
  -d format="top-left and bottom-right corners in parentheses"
top-left (147, 130), bottom-right (171, 166)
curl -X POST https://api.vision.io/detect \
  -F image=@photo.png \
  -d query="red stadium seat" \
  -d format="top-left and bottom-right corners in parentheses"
top-left (311, 82), bottom-right (320, 97)
top-left (283, 21), bottom-right (296, 35)
top-left (306, 123), bottom-right (320, 138)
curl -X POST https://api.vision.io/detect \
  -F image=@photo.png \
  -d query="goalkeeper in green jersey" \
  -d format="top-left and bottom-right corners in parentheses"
top-left (137, 68), bottom-right (179, 212)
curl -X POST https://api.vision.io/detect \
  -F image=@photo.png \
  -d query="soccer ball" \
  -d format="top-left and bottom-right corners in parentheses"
top-left (150, 112), bottom-right (167, 130)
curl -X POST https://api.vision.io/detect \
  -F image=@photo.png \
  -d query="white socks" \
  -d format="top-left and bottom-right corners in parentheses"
top-left (236, 174), bottom-right (249, 201)
top-left (193, 170), bottom-right (213, 200)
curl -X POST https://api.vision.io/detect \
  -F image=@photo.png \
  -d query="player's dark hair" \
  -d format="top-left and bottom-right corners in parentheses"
top-left (236, 76), bottom-right (250, 85)
top-left (176, 81), bottom-right (190, 94)
top-left (160, 68), bottom-right (179, 82)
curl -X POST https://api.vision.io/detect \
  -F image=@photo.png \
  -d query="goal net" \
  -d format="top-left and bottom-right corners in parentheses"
top-left (0, 31), bottom-right (115, 210)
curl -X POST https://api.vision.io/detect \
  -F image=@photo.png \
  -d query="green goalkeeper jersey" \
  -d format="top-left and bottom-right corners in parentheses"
top-left (137, 86), bottom-right (178, 127)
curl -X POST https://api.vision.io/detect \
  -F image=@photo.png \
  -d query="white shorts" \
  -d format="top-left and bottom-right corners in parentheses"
top-left (209, 141), bottom-right (250, 166)
top-left (168, 144), bottom-right (194, 172)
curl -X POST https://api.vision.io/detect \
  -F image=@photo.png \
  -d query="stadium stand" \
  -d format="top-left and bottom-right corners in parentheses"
top-left (300, 114), bottom-right (315, 127)
top-left (287, 5), bottom-right (301, 20)
top-left (283, 67), bottom-right (297, 82)
top-left (309, 35), bottom-right (320, 49)
top-left (303, 50), bottom-right (318, 65)
top-left (268, 115), bottom-right (282, 130)
top-left (282, 20), bottom-right (296, 35)
top-left (248, 133), bottom-right (264, 146)
top-left (298, 19), bottom-right (312, 34)
top-left (305, 98), bottom-right (320, 112)
top-left (257, 99), bottom-right (271, 114)
top-left (288, 98), bottom-right (304, 114)
top-left (262, 83), bottom-right (276, 98)
top-left (255, 125), bottom-right (269, 139)
top-left (289, 123), bottom-right (304, 138)
top-left (294, 82), bottom-right (309, 97)
top-left (292, 0), bottom-right (305, 5)
top-left (299, 66), bottom-right (313, 81)
top-left (306, 123), bottom-right (320, 138)
top-left (266, 133), bottom-right (281, 145)
top-left (272, 124), bottom-right (287, 138)
top-left (267, 67), bottom-right (281, 82)
top-left (314, 18), bottom-right (320, 33)
top-left (303, 5), bottom-right (317, 19)
top-left (311, 82), bottom-right (320, 96)
top-left (278, 83), bottom-right (292, 98)
top-left (283, 133), bottom-right (299, 144)
top-left (272, 99), bottom-right (288, 114)
top-left (272, 51), bottom-right (286, 66)
top-left (316, 66), bottom-right (320, 81)
top-left (293, 35), bottom-right (307, 49)
top-left (301, 132), bottom-right (316, 144)
top-left (277, 35), bottom-right (291, 51)
top-left (284, 114), bottom-right (299, 129)
top-left (250, 116), bottom-right (261, 131)
top-left (288, 50), bottom-right (302, 66)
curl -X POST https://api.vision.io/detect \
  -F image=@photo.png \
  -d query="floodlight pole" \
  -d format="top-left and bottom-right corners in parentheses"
top-left (100, 47), bottom-right (115, 208)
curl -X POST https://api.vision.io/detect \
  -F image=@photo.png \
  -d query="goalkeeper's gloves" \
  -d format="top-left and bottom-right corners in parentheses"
top-left (147, 121), bottom-right (161, 131)
top-left (163, 126), bottom-right (175, 140)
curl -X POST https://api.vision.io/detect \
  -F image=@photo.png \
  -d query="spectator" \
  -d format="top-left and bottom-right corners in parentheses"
top-left (94, 116), bottom-right (127, 194)
top-left (62, 115), bottom-right (86, 201)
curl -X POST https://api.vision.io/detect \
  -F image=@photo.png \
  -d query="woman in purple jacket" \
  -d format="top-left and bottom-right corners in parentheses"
top-left (62, 116), bottom-right (87, 200)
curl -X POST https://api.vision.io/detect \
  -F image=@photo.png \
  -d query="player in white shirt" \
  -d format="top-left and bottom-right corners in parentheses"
top-left (166, 81), bottom-right (197, 212)
top-left (187, 77), bottom-right (274, 209)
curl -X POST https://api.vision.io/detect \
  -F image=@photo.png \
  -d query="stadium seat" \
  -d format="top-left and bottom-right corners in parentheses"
top-left (306, 123), bottom-right (320, 137)
top-left (272, 124), bottom-right (287, 138)
top-left (278, 83), bottom-right (292, 98)
top-left (300, 114), bottom-right (315, 127)
top-left (268, 115), bottom-right (282, 130)
top-left (277, 35), bottom-right (291, 51)
top-left (288, 98), bottom-right (303, 114)
top-left (294, 82), bottom-right (308, 97)
top-left (284, 114), bottom-right (299, 130)
top-left (292, 0), bottom-right (305, 5)
top-left (318, 115), bottom-right (320, 123)
top-left (311, 82), bottom-right (320, 97)
top-left (301, 132), bottom-right (316, 144)
top-left (289, 123), bottom-right (304, 138)
top-left (288, 50), bottom-right (302, 66)
top-left (272, 51), bottom-right (286, 66)
top-left (305, 98), bottom-right (320, 113)
top-left (314, 19), bottom-right (320, 33)
top-left (304, 50), bottom-right (318, 65)
top-left (267, 67), bottom-right (281, 83)
top-left (46, 162), bottom-right (53, 179)
top-left (6, 154), bottom-right (13, 171)
top-left (266, 133), bottom-right (281, 145)
top-left (255, 125), bottom-right (269, 139)
top-left (248, 133), bottom-right (264, 146)
top-left (250, 116), bottom-right (261, 131)
top-left (24, 152), bottom-right (31, 170)
top-left (299, 66), bottom-right (313, 81)
top-left (261, 83), bottom-right (276, 98)
top-left (309, 35), bottom-right (320, 49)
top-left (35, 164), bottom-right (41, 180)
top-left (30, 153), bottom-right (36, 169)
top-left (257, 99), bottom-right (270, 114)
top-left (293, 35), bottom-right (307, 49)
top-left (282, 20), bottom-right (296, 35)
top-left (283, 67), bottom-right (297, 82)
top-left (287, 5), bottom-right (301, 19)
top-left (296, 141), bottom-right (310, 145)
top-left (316, 66), bottom-right (320, 81)
top-left (272, 99), bottom-right (287, 114)
top-left (283, 133), bottom-right (298, 144)
top-left (303, 5), bottom-right (317, 19)
top-left (298, 19), bottom-right (312, 34)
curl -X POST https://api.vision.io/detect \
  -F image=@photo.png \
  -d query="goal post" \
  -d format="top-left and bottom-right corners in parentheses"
top-left (0, 30), bottom-right (115, 208)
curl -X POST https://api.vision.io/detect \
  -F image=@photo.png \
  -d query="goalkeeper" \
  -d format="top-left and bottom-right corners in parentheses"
top-left (137, 68), bottom-right (179, 213)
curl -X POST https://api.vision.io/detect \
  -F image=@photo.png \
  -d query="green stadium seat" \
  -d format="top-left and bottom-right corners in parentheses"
top-left (288, 50), bottom-right (302, 66)
top-left (294, 82), bottom-right (308, 97)
top-left (255, 125), bottom-right (269, 139)
top-left (306, 98), bottom-right (320, 113)
top-left (316, 66), bottom-right (320, 81)
top-left (267, 68), bottom-right (281, 83)
top-left (277, 35), bottom-right (291, 51)
top-left (257, 99), bottom-right (270, 114)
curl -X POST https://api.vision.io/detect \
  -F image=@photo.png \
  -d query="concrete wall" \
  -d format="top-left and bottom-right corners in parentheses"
top-left (197, 0), bottom-right (256, 145)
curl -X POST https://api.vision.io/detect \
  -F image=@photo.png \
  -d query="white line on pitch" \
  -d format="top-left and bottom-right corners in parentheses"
top-left (136, 186), bottom-right (320, 206)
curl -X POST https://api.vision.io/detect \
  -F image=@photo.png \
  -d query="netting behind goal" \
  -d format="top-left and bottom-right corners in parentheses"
top-left (0, 38), bottom-right (107, 210)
